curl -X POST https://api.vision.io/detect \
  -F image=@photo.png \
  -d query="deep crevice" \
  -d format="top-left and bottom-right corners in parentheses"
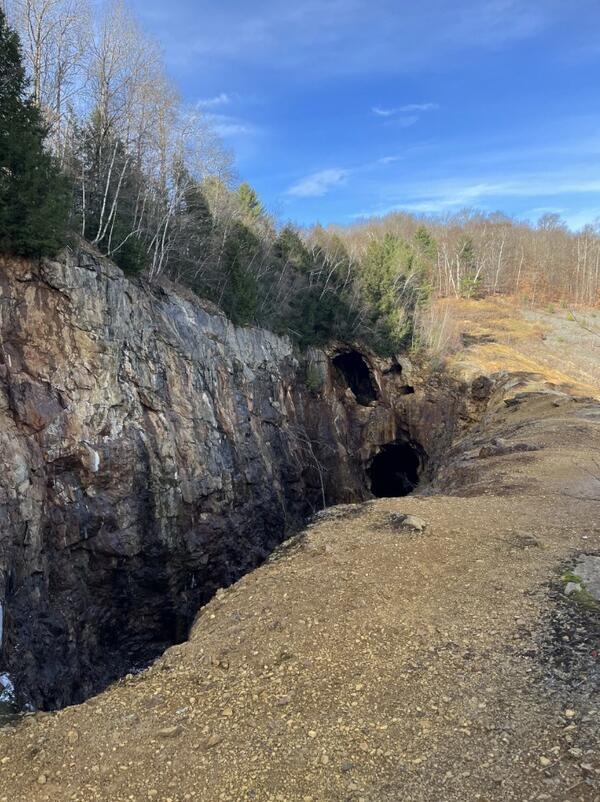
top-left (332, 350), bottom-right (377, 405)
top-left (369, 439), bottom-right (426, 497)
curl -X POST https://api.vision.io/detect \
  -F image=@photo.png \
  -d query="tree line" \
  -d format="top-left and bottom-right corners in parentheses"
top-left (330, 209), bottom-right (600, 308)
top-left (1, 2), bottom-right (599, 361)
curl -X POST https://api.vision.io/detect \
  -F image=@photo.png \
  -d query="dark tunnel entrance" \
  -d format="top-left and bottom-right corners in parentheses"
top-left (333, 350), bottom-right (377, 405)
top-left (369, 440), bottom-right (425, 497)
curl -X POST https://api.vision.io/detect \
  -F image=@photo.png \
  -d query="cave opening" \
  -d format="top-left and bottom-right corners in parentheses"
top-left (369, 440), bottom-right (425, 498)
top-left (333, 350), bottom-right (377, 405)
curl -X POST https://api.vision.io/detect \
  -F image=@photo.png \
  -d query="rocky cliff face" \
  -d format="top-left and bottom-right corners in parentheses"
top-left (0, 249), bottom-right (462, 709)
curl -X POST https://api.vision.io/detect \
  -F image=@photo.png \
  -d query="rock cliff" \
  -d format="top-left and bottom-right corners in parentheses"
top-left (0, 248), bottom-right (460, 709)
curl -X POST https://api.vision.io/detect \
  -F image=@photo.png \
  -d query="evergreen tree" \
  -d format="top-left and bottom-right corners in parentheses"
top-left (170, 167), bottom-right (214, 279)
top-left (359, 234), bottom-right (416, 354)
top-left (412, 225), bottom-right (436, 300)
top-left (0, 10), bottom-right (70, 258)
top-left (71, 113), bottom-right (147, 275)
top-left (274, 226), bottom-right (312, 272)
top-left (456, 235), bottom-right (481, 298)
top-left (414, 225), bottom-right (437, 261)
top-left (220, 221), bottom-right (260, 325)
top-left (237, 183), bottom-right (263, 226)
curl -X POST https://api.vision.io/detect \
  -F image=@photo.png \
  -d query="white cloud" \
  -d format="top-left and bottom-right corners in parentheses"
top-left (353, 170), bottom-right (600, 219)
top-left (205, 113), bottom-right (262, 138)
top-left (372, 106), bottom-right (396, 117)
top-left (197, 93), bottom-right (232, 108)
top-left (287, 168), bottom-right (350, 197)
top-left (373, 102), bottom-right (438, 117)
top-left (398, 102), bottom-right (439, 113)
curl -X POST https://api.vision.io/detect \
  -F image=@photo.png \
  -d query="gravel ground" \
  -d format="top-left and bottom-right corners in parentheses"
top-left (521, 307), bottom-right (600, 390)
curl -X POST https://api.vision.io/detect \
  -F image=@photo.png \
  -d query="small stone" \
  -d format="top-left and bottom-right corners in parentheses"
top-left (308, 730), bottom-right (317, 738)
top-left (37, 775), bottom-right (47, 785)
top-left (67, 729), bottom-right (79, 744)
top-left (568, 747), bottom-right (583, 758)
top-left (564, 709), bottom-right (577, 719)
top-left (539, 756), bottom-right (551, 767)
top-left (341, 760), bottom-right (355, 773)
top-left (205, 735), bottom-right (223, 749)
top-left (157, 726), bottom-right (181, 738)
top-left (222, 707), bottom-right (233, 718)
top-left (388, 513), bottom-right (427, 533)
top-left (0, 757), bottom-right (9, 765)
top-left (581, 763), bottom-right (594, 774)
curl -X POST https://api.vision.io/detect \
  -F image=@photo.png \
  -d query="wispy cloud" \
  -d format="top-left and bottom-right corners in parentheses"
top-left (412, 175), bottom-right (600, 207)
top-left (372, 106), bottom-right (396, 118)
top-left (371, 102), bottom-right (438, 129)
top-left (155, 0), bottom-right (565, 77)
top-left (205, 113), bottom-right (262, 138)
top-left (197, 93), bottom-right (232, 109)
top-left (353, 170), bottom-right (600, 219)
top-left (372, 102), bottom-right (439, 117)
top-left (399, 102), bottom-right (439, 113)
top-left (287, 168), bottom-right (350, 197)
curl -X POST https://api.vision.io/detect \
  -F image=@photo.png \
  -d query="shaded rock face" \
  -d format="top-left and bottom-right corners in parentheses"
top-left (0, 250), bottom-right (462, 709)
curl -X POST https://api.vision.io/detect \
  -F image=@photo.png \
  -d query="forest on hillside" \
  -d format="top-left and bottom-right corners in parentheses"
top-left (2, 0), bottom-right (600, 357)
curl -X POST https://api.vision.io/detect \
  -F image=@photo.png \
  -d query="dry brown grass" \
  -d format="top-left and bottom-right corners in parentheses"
top-left (418, 295), bottom-right (600, 398)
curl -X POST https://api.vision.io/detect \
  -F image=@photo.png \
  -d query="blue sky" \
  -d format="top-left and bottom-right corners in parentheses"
top-left (130, 0), bottom-right (600, 230)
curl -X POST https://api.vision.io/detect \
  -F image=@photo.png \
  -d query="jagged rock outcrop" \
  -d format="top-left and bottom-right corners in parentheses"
top-left (0, 248), bottom-right (461, 709)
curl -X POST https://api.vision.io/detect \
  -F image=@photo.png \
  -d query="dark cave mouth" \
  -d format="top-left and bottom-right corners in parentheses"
top-left (333, 350), bottom-right (378, 405)
top-left (368, 439), bottom-right (426, 498)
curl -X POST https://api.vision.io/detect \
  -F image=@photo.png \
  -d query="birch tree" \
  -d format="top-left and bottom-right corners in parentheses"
top-left (7, 0), bottom-right (90, 158)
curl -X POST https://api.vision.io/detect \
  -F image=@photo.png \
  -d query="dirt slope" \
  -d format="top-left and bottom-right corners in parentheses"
top-left (1, 301), bottom-right (599, 802)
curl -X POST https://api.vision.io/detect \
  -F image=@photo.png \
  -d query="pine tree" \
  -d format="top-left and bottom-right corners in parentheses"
top-left (359, 234), bottom-right (417, 355)
top-left (414, 225), bottom-right (437, 261)
top-left (220, 221), bottom-right (259, 325)
top-left (236, 183), bottom-right (263, 225)
top-left (0, 9), bottom-right (71, 258)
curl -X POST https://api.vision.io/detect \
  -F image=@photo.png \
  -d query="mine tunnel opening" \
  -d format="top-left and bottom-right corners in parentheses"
top-left (333, 350), bottom-right (377, 405)
top-left (368, 439), bottom-right (426, 498)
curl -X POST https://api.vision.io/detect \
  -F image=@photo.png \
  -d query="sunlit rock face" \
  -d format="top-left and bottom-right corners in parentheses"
top-left (0, 249), bottom-right (461, 709)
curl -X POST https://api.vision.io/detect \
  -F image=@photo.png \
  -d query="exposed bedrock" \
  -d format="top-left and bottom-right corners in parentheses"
top-left (0, 249), bottom-right (465, 709)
